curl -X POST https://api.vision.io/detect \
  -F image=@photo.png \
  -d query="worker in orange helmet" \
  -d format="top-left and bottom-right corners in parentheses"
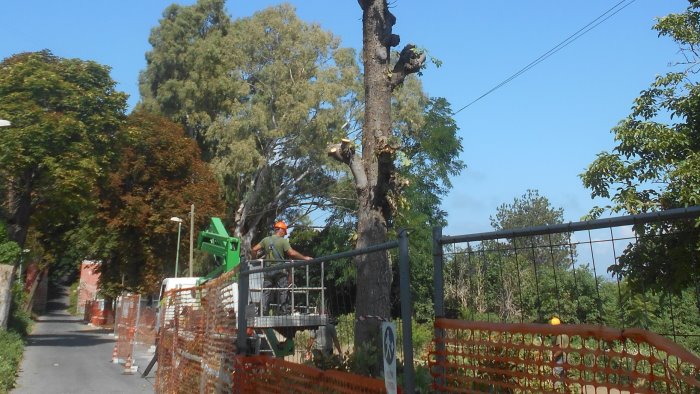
top-left (252, 220), bottom-right (312, 316)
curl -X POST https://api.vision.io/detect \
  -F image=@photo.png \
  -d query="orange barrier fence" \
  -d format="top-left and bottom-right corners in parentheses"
top-left (83, 299), bottom-right (114, 326)
top-left (153, 269), bottom-right (397, 393)
top-left (132, 297), bottom-right (158, 363)
top-left (115, 294), bottom-right (140, 364)
top-left (233, 356), bottom-right (390, 393)
top-left (155, 270), bottom-right (239, 393)
top-left (428, 318), bottom-right (700, 393)
top-left (83, 300), bottom-right (96, 323)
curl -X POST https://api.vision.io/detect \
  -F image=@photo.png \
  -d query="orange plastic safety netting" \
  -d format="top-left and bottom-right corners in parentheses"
top-left (132, 296), bottom-right (158, 361)
top-left (155, 270), bottom-right (239, 394)
top-left (232, 356), bottom-right (390, 393)
top-left (428, 318), bottom-right (700, 393)
top-left (116, 294), bottom-right (139, 363)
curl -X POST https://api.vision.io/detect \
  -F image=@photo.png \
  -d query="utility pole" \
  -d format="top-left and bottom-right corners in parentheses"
top-left (189, 204), bottom-right (194, 277)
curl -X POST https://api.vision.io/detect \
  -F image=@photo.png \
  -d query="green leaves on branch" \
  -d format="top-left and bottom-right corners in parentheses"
top-left (141, 3), bottom-right (358, 243)
top-left (580, 4), bottom-right (700, 294)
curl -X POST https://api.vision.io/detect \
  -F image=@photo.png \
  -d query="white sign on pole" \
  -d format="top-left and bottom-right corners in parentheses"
top-left (381, 321), bottom-right (397, 394)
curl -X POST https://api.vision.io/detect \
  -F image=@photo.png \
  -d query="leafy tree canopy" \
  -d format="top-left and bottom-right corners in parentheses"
top-left (93, 111), bottom-right (225, 295)
top-left (0, 50), bottom-right (127, 261)
top-left (140, 2), bottom-right (358, 250)
top-left (580, 4), bottom-right (700, 294)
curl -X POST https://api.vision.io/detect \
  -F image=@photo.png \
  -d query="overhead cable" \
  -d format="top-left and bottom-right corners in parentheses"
top-left (454, 0), bottom-right (638, 115)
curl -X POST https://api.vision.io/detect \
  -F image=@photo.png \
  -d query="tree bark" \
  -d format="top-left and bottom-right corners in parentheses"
top-left (5, 176), bottom-right (33, 246)
top-left (353, 0), bottom-right (396, 375)
top-left (350, 0), bottom-right (426, 375)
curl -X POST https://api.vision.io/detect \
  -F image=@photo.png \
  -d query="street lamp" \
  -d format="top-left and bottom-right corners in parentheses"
top-left (170, 217), bottom-right (183, 278)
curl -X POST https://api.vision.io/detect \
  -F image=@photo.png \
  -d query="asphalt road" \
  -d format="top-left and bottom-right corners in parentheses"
top-left (12, 286), bottom-right (154, 394)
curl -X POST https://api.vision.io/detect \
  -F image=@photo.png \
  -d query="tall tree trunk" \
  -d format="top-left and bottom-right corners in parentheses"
top-left (349, 0), bottom-right (426, 375)
top-left (5, 180), bottom-right (33, 246)
top-left (354, 0), bottom-right (397, 375)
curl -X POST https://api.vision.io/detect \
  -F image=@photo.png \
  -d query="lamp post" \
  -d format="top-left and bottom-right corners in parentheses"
top-left (170, 217), bottom-right (183, 278)
top-left (189, 204), bottom-right (194, 277)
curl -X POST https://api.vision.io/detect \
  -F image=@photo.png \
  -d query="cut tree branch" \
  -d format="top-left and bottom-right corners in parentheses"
top-left (390, 44), bottom-right (426, 90)
top-left (328, 138), bottom-right (367, 191)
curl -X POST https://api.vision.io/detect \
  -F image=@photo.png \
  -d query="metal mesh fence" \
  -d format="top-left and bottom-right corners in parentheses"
top-left (116, 294), bottom-right (140, 364)
top-left (436, 209), bottom-right (700, 348)
top-left (431, 207), bottom-right (700, 392)
top-left (133, 296), bottom-right (158, 366)
top-left (428, 318), bottom-right (700, 393)
top-left (150, 234), bottom-right (417, 392)
top-left (155, 284), bottom-right (207, 393)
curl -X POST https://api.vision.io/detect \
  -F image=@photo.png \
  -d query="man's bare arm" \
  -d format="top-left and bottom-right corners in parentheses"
top-left (287, 247), bottom-right (312, 261)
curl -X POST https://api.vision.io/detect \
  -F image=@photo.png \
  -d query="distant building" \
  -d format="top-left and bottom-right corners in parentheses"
top-left (78, 260), bottom-right (101, 314)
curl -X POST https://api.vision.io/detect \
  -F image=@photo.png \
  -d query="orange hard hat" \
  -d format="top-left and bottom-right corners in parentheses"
top-left (274, 221), bottom-right (288, 234)
top-left (549, 316), bottom-right (561, 325)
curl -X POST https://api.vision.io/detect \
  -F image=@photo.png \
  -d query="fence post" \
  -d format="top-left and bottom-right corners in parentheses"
top-left (432, 226), bottom-right (446, 392)
top-left (398, 229), bottom-right (415, 394)
top-left (131, 295), bottom-right (142, 367)
top-left (237, 260), bottom-right (249, 356)
top-left (114, 296), bottom-right (121, 338)
top-left (433, 226), bottom-right (444, 317)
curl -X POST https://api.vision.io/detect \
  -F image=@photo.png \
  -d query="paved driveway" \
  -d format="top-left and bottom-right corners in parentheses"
top-left (12, 287), bottom-right (154, 394)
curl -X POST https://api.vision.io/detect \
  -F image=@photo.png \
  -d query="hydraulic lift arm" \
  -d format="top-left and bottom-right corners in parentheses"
top-left (196, 217), bottom-right (241, 284)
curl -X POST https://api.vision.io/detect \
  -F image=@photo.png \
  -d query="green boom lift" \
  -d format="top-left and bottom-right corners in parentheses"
top-left (196, 217), bottom-right (241, 285)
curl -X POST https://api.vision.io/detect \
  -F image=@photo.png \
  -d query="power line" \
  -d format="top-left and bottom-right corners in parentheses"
top-left (454, 0), bottom-right (638, 115)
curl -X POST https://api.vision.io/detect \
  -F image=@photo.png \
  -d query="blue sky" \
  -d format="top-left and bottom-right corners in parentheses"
top-left (1, 0), bottom-right (689, 235)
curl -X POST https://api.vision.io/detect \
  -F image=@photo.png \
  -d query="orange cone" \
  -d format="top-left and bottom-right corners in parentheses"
top-left (112, 345), bottom-right (119, 364)
top-left (123, 355), bottom-right (134, 375)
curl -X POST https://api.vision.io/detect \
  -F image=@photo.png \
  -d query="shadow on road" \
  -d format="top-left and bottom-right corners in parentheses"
top-left (32, 318), bottom-right (84, 324)
top-left (25, 333), bottom-right (114, 347)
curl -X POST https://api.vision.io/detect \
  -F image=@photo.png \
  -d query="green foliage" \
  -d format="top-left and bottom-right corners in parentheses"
top-left (0, 221), bottom-right (19, 266)
top-left (0, 329), bottom-right (23, 393)
top-left (444, 191), bottom-right (589, 322)
top-left (0, 50), bottom-right (127, 251)
top-left (401, 363), bottom-right (433, 394)
top-left (94, 111), bottom-right (224, 295)
top-left (394, 318), bottom-right (434, 360)
top-left (138, 0), bottom-right (232, 139)
top-left (8, 282), bottom-right (32, 337)
top-left (67, 280), bottom-right (79, 316)
top-left (140, 2), bottom-right (358, 245)
top-left (389, 93), bottom-right (464, 322)
top-left (346, 341), bottom-right (380, 377)
top-left (580, 4), bottom-right (700, 294)
top-left (0, 283), bottom-right (32, 393)
top-left (610, 283), bottom-right (700, 355)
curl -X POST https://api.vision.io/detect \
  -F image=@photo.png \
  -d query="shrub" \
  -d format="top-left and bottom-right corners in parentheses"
top-left (8, 283), bottom-right (31, 336)
top-left (0, 283), bottom-right (32, 393)
top-left (0, 330), bottom-right (23, 393)
top-left (68, 281), bottom-right (79, 316)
